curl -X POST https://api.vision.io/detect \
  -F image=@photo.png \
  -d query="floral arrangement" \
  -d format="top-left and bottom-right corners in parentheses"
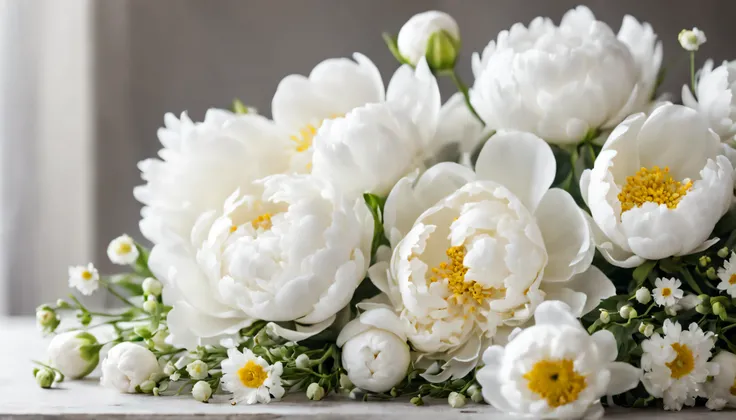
top-left (31, 6), bottom-right (736, 418)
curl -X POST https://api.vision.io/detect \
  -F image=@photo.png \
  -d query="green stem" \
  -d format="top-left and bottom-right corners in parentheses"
top-left (690, 51), bottom-right (696, 94)
top-left (447, 70), bottom-right (484, 125)
top-left (100, 279), bottom-right (135, 307)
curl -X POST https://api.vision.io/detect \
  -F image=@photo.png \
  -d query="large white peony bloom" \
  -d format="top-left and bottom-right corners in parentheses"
top-left (682, 59), bottom-right (736, 142)
top-left (135, 109), bottom-right (291, 245)
top-left (311, 58), bottom-right (480, 199)
top-left (149, 175), bottom-right (373, 350)
top-left (580, 103), bottom-right (734, 267)
top-left (477, 301), bottom-right (640, 419)
top-left (470, 6), bottom-right (661, 144)
top-left (364, 131), bottom-right (615, 381)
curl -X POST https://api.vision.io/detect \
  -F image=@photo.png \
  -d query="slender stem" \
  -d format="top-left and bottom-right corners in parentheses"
top-left (690, 51), bottom-right (696, 94)
top-left (100, 279), bottom-right (135, 307)
top-left (447, 70), bottom-right (484, 125)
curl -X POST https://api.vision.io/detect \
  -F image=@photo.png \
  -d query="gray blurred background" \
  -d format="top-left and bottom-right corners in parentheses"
top-left (1, 0), bottom-right (733, 315)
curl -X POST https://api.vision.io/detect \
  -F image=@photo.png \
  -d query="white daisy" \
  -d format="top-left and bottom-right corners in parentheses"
top-left (106, 234), bottom-right (139, 265)
top-left (652, 278), bottom-right (684, 307)
top-left (705, 351), bottom-right (736, 409)
top-left (716, 252), bottom-right (736, 298)
top-left (641, 319), bottom-right (717, 410)
top-left (68, 263), bottom-right (99, 296)
top-left (221, 348), bottom-right (284, 404)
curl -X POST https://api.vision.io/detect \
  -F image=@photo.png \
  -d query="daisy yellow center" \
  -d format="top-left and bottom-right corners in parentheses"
top-left (81, 271), bottom-right (93, 281)
top-left (429, 246), bottom-right (496, 305)
top-left (729, 274), bottom-right (736, 285)
top-left (524, 359), bottom-right (587, 408)
top-left (250, 213), bottom-right (273, 230)
top-left (617, 166), bottom-right (692, 213)
top-left (237, 360), bottom-right (268, 388)
top-left (666, 343), bottom-right (694, 379)
top-left (290, 114), bottom-right (342, 153)
top-left (117, 242), bottom-right (132, 255)
top-left (661, 287), bottom-right (672, 297)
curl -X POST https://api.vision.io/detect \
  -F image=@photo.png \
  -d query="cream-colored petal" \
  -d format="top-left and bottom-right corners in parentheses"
top-left (606, 361), bottom-right (641, 396)
top-left (266, 315), bottom-right (336, 342)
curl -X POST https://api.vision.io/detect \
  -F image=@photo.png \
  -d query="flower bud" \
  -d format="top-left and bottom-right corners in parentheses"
top-left (134, 326), bottom-right (153, 339)
top-left (699, 255), bottom-right (711, 267)
top-left (627, 308), bottom-right (638, 319)
top-left (341, 328), bottom-right (410, 393)
top-left (390, 387), bottom-right (399, 397)
top-left (47, 331), bottom-right (100, 379)
top-left (56, 299), bottom-right (71, 309)
top-left (36, 307), bottom-right (60, 332)
top-left (471, 388), bottom-right (484, 403)
top-left (295, 354), bottom-right (310, 369)
top-left (100, 342), bottom-right (162, 393)
top-left (448, 391), bottom-right (466, 408)
top-left (192, 381), bottom-right (212, 402)
top-left (186, 360), bottom-right (209, 380)
top-left (143, 297), bottom-right (158, 314)
top-left (599, 310), bottom-right (611, 324)
top-left (643, 324), bottom-right (654, 337)
top-left (306, 383), bottom-right (325, 401)
top-left (679, 28), bottom-right (707, 51)
top-left (170, 372), bottom-right (181, 382)
top-left (619, 305), bottom-right (633, 319)
top-left (152, 386), bottom-right (160, 396)
top-left (397, 11), bottom-right (460, 69)
top-left (707, 267), bottom-right (719, 280)
top-left (163, 361), bottom-right (176, 375)
top-left (718, 247), bottom-right (730, 258)
top-left (712, 302), bottom-right (727, 320)
top-left (665, 306), bottom-right (678, 317)
top-left (139, 380), bottom-right (156, 393)
top-left (410, 396), bottom-right (424, 406)
top-left (339, 373), bottom-right (354, 391)
top-left (696, 302), bottom-right (711, 314)
top-left (36, 368), bottom-right (55, 389)
top-left (635, 287), bottom-right (651, 304)
top-left (142, 277), bottom-right (163, 296)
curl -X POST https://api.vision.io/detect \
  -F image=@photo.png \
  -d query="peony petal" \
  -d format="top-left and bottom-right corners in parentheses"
top-left (542, 288), bottom-right (587, 318)
top-left (358, 308), bottom-right (407, 342)
top-left (558, 266), bottom-right (617, 316)
top-left (592, 330), bottom-right (618, 363)
top-left (167, 301), bottom-right (254, 350)
top-left (266, 315), bottom-right (336, 342)
top-left (532, 300), bottom-right (580, 328)
top-left (474, 130), bottom-right (556, 212)
top-left (606, 362), bottom-right (641, 396)
top-left (336, 318), bottom-right (372, 347)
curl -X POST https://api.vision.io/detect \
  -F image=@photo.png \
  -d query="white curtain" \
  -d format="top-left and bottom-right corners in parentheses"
top-left (0, 0), bottom-right (96, 314)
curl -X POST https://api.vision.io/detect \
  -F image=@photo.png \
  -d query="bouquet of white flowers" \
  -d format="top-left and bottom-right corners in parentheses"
top-left (32, 6), bottom-right (736, 418)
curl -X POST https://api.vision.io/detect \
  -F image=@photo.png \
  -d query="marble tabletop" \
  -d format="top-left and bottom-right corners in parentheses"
top-left (0, 317), bottom-right (732, 419)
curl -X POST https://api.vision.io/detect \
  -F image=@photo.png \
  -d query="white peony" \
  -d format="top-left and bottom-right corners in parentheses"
top-left (135, 109), bottom-right (291, 246)
top-left (366, 131), bottom-right (615, 381)
top-left (100, 342), bottom-right (161, 393)
top-left (641, 319), bottom-right (717, 410)
top-left (47, 331), bottom-right (100, 379)
top-left (682, 59), bottom-right (736, 142)
top-left (149, 175), bottom-right (373, 350)
top-left (580, 103), bottom-right (734, 267)
top-left (397, 11), bottom-right (460, 68)
top-left (706, 351), bottom-right (736, 409)
top-left (477, 301), bottom-right (640, 419)
top-left (470, 6), bottom-right (661, 144)
top-left (312, 58), bottom-right (474, 199)
top-left (337, 308), bottom-right (411, 393)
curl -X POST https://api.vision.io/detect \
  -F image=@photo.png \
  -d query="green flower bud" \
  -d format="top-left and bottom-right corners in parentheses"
top-left (699, 255), bottom-right (711, 267)
top-left (36, 368), bottom-right (55, 389)
top-left (599, 310), bottom-right (611, 324)
top-left (448, 391), bottom-right (466, 408)
top-left (635, 287), bottom-right (651, 304)
top-left (390, 387), bottom-right (399, 397)
top-left (56, 299), bottom-right (71, 309)
top-left (142, 297), bottom-right (158, 314)
top-left (712, 302), bottom-right (727, 320)
top-left (36, 307), bottom-right (60, 332)
top-left (706, 267), bottom-right (718, 280)
top-left (339, 373), bottom-right (353, 391)
top-left (718, 247), bottom-right (730, 258)
top-left (425, 31), bottom-right (460, 71)
top-left (134, 326), bottom-right (153, 339)
top-left (696, 303), bottom-right (711, 314)
top-left (306, 383), bottom-right (325, 401)
top-left (139, 380), bottom-right (156, 393)
top-left (152, 386), bottom-right (161, 397)
top-left (411, 396), bottom-right (424, 406)
top-left (627, 308), bottom-right (638, 319)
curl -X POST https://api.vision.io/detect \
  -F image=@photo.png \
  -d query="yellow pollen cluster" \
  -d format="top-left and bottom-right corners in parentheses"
top-left (290, 114), bottom-right (342, 153)
top-left (237, 360), bottom-right (268, 388)
top-left (524, 359), bottom-right (587, 408)
top-left (666, 343), bottom-right (695, 379)
top-left (661, 287), bottom-right (672, 297)
top-left (617, 166), bottom-right (692, 213)
top-left (429, 246), bottom-right (494, 305)
top-left (81, 271), bottom-right (93, 281)
top-left (117, 242), bottom-right (132, 255)
top-left (251, 213), bottom-right (273, 230)
top-left (729, 274), bottom-right (736, 285)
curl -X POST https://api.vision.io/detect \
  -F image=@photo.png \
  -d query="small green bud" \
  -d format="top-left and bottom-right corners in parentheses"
top-left (139, 380), bottom-right (156, 393)
top-left (390, 387), bottom-right (399, 397)
top-left (627, 308), bottom-right (638, 319)
top-left (78, 312), bottom-right (92, 326)
top-left (152, 387), bottom-right (160, 397)
top-left (143, 296), bottom-right (158, 314)
top-left (306, 383), bottom-right (325, 401)
top-left (713, 302), bottom-right (727, 320)
top-left (425, 30), bottom-right (460, 71)
top-left (410, 396), bottom-right (424, 406)
top-left (232, 99), bottom-right (256, 115)
top-left (699, 255), bottom-right (711, 267)
top-left (32, 367), bottom-right (40, 377)
top-left (635, 287), bottom-right (651, 304)
top-left (448, 392), bottom-right (466, 408)
top-left (706, 267), bottom-right (718, 280)
top-left (134, 326), bottom-right (153, 339)
top-left (36, 368), bottom-right (55, 389)
top-left (56, 299), bottom-right (71, 309)
top-left (36, 307), bottom-right (60, 332)
top-left (699, 294), bottom-right (711, 305)
top-left (696, 303), bottom-right (711, 315)
top-left (718, 247), bottom-right (730, 258)
top-left (599, 310), bottom-right (611, 324)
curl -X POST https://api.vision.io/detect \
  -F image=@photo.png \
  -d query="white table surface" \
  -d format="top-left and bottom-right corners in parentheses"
top-left (0, 317), bottom-right (732, 419)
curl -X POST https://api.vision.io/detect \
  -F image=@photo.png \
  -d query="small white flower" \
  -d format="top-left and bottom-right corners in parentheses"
top-left (192, 381), bottom-right (212, 402)
top-left (169, 372), bottom-right (181, 382)
top-left (705, 351), bottom-right (736, 409)
top-left (716, 252), bottom-right (736, 298)
top-left (653, 278), bottom-right (684, 307)
top-left (337, 314), bottom-right (411, 393)
top-left (221, 348), bottom-right (284, 404)
top-left (47, 331), bottom-right (100, 379)
top-left (641, 319), bottom-right (717, 410)
top-left (678, 28), bottom-right (707, 51)
top-left (295, 354), bottom-right (310, 369)
top-left (68, 263), bottom-right (99, 296)
top-left (477, 301), bottom-right (640, 419)
top-left (142, 277), bottom-right (162, 296)
top-left (107, 234), bottom-right (139, 265)
top-left (187, 360), bottom-right (209, 380)
top-left (397, 11), bottom-right (460, 69)
top-left (100, 343), bottom-right (162, 393)
top-left (447, 391), bottom-right (466, 408)
top-left (636, 287), bottom-right (652, 304)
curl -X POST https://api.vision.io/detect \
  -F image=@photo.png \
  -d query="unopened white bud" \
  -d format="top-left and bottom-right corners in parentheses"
top-left (448, 391), bottom-right (466, 408)
top-left (306, 382), bottom-right (325, 401)
top-left (192, 381), bottom-right (212, 402)
top-left (295, 354), bottom-right (310, 369)
top-left (142, 277), bottom-right (162, 296)
top-left (679, 28), bottom-right (707, 51)
top-left (635, 287), bottom-right (651, 304)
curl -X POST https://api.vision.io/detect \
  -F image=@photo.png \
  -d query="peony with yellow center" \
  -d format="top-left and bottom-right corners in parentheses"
top-left (582, 103), bottom-right (734, 268)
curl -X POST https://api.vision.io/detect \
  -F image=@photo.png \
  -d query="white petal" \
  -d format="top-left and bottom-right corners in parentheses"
top-left (606, 362), bottom-right (641, 396)
top-left (557, 265), bottom-right (617, 315)
top-left (592, 330), bottom-right (618, 363)
top-left (532, 300), bottom-right (580, 328)
top-left (359, 308), bottom-right (407, 342)
top-left (265, 315), bottom-right (336, 342)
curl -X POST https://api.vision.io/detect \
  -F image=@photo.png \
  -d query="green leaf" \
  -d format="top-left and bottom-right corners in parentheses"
top-left (632, 260), bottom-right (657, 288)
top-left (133, 244), bottom-right (154, 278)
top-left (382, 33), bottom-right (409, 66)
top-left (363, 193), bottom-right (388, 261)
top-left (232, 99), bottom-right (251, 114)
top-left (679, 267), bottom-right (704, 295)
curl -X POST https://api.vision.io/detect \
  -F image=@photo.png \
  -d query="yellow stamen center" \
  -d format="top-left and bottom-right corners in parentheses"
top-left (730, 377), bottom-right (736, 396)
top-left (729, 274), bottom-right (736, 285)
top-left (666, 343), bottom-right (694, 379)
top-left (250, 213), bottom-right (273, 230)
top-left (237, 360), bottom-right (268, 388)
top-left (661, 287), bottom-right (672, 297)
top-left (617, 166), bottom-right (692, 213)
top-left (229, 225), bottom-right (238, 233)
top-left (524, 359), bottom-right (586, 408)
top-left (429, 246), bottom-right (496, 304)
top-left (81, 271), bottom-right (93, 281)
top-left (117, 242), bottom-right (132, 255)
top-left (290, 115), bottom-right (342, 153)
